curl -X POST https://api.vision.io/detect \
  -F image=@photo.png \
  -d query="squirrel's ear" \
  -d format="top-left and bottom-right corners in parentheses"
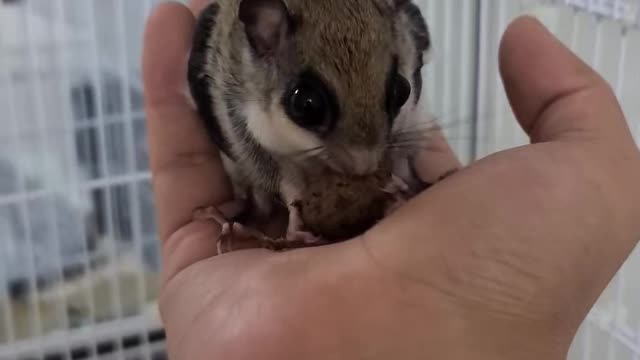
top-left (239, 0), bottom-right (292, 57)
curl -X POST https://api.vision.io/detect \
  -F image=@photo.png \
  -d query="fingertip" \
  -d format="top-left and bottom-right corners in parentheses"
top-left (498, 15), bottom-right (549, 65)
top-left (498, 15), bottom-right (561, 88)
top-left (143, 1), bottom-right (196, 105)
top-left (497, 14), bottom-right (606, 139)
top-left (411, 128), bottom-right (462, 184)
top-left (143, 1), bottom-right (194, 61)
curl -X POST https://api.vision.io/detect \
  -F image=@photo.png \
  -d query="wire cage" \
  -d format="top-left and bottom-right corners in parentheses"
top-left (0, 0), bottom-right (638, 359)
top-left (0, 0), bottom-right (165, 359)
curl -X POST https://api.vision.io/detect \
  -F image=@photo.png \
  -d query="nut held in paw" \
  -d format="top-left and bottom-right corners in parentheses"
top-left (294, 169), bottom-right (395, 242)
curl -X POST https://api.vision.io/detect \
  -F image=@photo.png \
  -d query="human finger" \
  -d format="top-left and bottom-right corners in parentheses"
top-left (499, 16), bottom-right (633, 145)
top-left (411, 125), bottom-right (462, 185)
top-left (143, 2), bottom-right (233, 276)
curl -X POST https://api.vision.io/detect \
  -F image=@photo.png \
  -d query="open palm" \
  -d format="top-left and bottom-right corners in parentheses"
top-left (142, 2), bottom-right (640, 359)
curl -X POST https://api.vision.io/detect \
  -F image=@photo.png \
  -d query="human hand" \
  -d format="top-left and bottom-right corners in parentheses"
top-left (142, 1), bottom-right (640, 359)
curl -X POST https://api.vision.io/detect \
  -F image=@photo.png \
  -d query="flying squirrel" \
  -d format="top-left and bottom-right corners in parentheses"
top-left (187, 0), bottom-right (439, 253)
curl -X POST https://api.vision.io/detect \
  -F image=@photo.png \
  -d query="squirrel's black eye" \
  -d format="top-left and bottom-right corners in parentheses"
top-left (284, 73), bottom-right (336, 133)
top-left (387, 75), bottom-right (411, 118)
top-left (289, 83), bottom-right (326, 127)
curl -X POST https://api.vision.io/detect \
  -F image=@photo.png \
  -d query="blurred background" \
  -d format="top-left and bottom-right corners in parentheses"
top-left (0, 0), bottom-right (638, 359)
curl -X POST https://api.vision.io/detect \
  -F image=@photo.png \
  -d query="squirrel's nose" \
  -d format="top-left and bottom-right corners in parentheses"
top-left (328, 148), bottom-right (381, 176)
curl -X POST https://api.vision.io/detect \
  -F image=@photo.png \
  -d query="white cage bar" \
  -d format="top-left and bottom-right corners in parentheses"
top-left (0, 0), bottom-right (638, 359)
top-left (0, 0), bottom-right (164, 359)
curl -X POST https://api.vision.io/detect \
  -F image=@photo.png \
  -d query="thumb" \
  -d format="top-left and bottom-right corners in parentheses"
top-left (499, 16), bottom-right (631, 144)
top-left (362, 15), bottom-right (640, 329)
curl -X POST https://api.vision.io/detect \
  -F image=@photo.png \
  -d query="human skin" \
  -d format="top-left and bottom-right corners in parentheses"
top-left (142, 1), bottom-right (640, 359)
